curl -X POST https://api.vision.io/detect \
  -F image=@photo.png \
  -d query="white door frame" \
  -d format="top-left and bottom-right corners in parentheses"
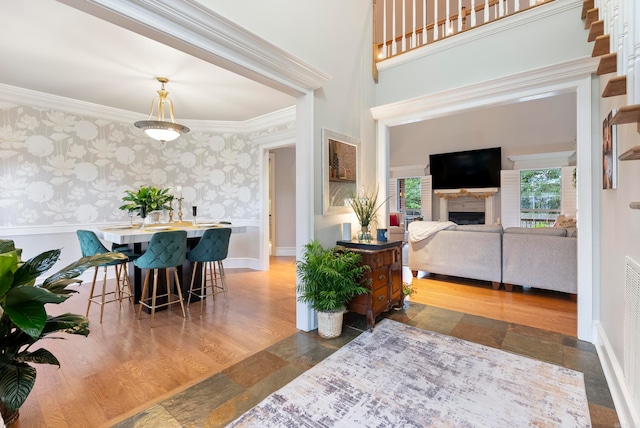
top-left (372, 57), bottom-right (598, 342)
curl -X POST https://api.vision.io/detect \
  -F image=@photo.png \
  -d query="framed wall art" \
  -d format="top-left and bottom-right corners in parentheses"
top-left (602, 109), bottom-right (617, 190)
top-left (322, 129), bottom-right (360, 215)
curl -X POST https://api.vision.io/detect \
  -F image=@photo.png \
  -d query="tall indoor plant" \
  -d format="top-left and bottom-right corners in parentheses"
top-left (347, 186), bottom-right (386, 242)
top-left (296, 241), bottom-right (370, 338)
top-left (0, 239), bottom-right (125, 426)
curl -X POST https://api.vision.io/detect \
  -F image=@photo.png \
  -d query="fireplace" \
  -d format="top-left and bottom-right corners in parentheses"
top-left (449, 212), bottom-right (485, 225)
top-left (433, 188), bottom-right (499, 225)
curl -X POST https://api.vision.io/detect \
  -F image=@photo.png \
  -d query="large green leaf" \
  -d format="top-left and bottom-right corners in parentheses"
top-left (0, 362), bottom-right (36, 412)
top-left (0, 251), bottom-right (18, 299)
top-left (42, 252), bottom-right (126, 288)
top-left (41, 313), bottom-right (89, 337)
top-left (12, 250), bottom-right (60, 287)
top-left (15, 348), bottom-right (60, 367)
top-left (0, 240), bottom-right (16, 255)
top-left (3, 299), bottom-right (47, 339)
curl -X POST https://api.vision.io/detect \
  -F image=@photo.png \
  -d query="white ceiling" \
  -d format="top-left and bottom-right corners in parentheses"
top-left (0, 0), bottom-right (296, 122)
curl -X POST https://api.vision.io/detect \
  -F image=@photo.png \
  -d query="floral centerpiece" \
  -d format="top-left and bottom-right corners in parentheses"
top-left (347, 186), bottom-right (386, 242)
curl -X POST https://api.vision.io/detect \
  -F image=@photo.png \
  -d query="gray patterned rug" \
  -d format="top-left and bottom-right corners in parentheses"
top-left (227, 319), bottom-right (591, 427)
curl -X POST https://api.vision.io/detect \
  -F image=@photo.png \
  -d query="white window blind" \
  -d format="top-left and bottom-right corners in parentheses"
top-left (500, 170), bottom-right (520, 228)
top-left (421, 176), bottom-right (432, 221)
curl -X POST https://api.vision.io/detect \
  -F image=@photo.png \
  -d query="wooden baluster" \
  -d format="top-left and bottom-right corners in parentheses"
top-left (391, 0), bottom-right (397, 56)
top-left (446, 0), bottom-right (451, 36)
top-left (412, 0), bottom-right (417, 49)
top-left (484, 0), bottom-right (489, 24)
top-left (514, 0), bottom-right (520, 13)
top-left (422, 0), bottom-right (427, 45)
top-left (470, 0), bottom-right (476, 28)
top-left (458, 0), bottom-right (463, 32)
top-left (434, 0), bottom-right (439, 40)
top-left (382, 0), bottom-right (387, 59)
top-left (499, 0), bottom-right (505, 18)
top-left (401, 0), bottom-right (406, 52)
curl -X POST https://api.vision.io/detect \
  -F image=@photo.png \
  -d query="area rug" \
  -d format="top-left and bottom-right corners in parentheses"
top-left (227, 319), bottom-right (591, 427)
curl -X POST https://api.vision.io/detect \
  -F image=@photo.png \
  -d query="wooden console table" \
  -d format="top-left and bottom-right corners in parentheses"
top-left (336, 240), bottom-right (404, 330)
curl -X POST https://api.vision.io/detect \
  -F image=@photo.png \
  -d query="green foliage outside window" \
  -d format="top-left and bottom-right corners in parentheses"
top-left (403, 178), bottom-right (422, 210)
top-left (520, 168), bottom-right (561, 227)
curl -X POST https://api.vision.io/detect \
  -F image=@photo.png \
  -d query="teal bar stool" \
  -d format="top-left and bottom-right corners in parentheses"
top-left (134, 230), bottom-right (187, 326)
top-left (76, 230), bottom-right (139, 323)
top-left (187, 228), bottom-right (231, 314)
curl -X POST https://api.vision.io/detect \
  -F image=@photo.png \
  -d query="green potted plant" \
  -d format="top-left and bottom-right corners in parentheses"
top-left (296, 240), bottom-right (370, 338)
top-left (119, 185), bottom-right (172, 223)
top-left (346, 186), bottom-right (387, 242)
top-left (0, 239), bottom-right (125, 426)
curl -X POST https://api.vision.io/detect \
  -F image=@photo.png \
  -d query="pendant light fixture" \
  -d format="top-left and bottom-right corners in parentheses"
top-left (134, 77), bottom-right (190, 143)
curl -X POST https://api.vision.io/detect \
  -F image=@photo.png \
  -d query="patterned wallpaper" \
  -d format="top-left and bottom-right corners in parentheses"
top-left (0, 100), bottom-right (289, 227)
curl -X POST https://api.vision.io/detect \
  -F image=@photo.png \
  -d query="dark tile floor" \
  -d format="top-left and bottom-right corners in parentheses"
top-left (111, 302), bottom-right (621, 427)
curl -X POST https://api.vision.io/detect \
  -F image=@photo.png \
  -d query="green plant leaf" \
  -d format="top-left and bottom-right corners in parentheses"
top-left (12, 250), bottom-right (60, 287)
top-left (15, 348), bottom-right (60, 366)
top-left (3, 298), bottom-right (47, 339)
top-left (0, 240), bottom-right (17, 255)
top-left (41, 313), bottom-right (89, 337)
top-left (0, 251), bottom-right (19, 299)
top-left (42, 253), bottom-right (126, 288)
top-left (0, 361), bottom-right (36, 412)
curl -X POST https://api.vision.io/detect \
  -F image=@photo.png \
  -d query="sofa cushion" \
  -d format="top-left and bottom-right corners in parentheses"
top-left (455, 224), bottom-right (503, 234)
top-left (504, 227), bottom-right (567, 237)
top-left (390, 213), bottom-right (400, 227)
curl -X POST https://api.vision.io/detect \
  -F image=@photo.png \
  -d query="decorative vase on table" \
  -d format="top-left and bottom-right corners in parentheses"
top-left (357, 224), bottom-right (373, 243)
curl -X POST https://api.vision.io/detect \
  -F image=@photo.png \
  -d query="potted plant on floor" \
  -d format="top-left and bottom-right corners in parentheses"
top-left (296, 241), bottom-right (370, 338)
top-left (0, 239), bottom-right (125, 426)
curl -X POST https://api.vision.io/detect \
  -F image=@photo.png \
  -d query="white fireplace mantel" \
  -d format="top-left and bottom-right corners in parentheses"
top-left (434, 188), bottom-right (499, 224)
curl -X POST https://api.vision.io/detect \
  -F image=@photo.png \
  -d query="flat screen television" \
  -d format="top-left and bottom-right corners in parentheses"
top-left (429, 147), bottom-right (501, 190)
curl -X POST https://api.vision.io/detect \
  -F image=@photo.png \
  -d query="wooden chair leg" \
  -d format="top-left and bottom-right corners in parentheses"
top-left (150, 269), bottom-right (159, 327)
top-left (173, 268), bottom-right (186, 318)
top-left (218, 261), bottom-right (229, 307)
top-left (137, 270), bottom-right (151, 320)
top-left (99, 266), bottom-right (108, 323)
top-left (187, 261), bottom-right (199, 306)
top-left (86, 267), bottom-right (99, 317)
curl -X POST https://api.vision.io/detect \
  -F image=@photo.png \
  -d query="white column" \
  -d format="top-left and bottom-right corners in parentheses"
top-left (439, 198), bottom-right (448, 222)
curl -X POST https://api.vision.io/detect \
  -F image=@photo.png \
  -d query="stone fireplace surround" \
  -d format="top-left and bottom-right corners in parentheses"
top-left (434, 188), bottom-right (499, 225)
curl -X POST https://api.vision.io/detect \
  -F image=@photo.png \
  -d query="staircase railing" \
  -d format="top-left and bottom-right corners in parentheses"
top-left (374, 0), bottom-right (553, 61)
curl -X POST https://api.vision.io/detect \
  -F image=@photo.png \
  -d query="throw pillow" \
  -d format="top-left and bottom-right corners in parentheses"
top-left (390, 213), bottom-right (400, 227)
top-left (553, 215), bottom-right (577, 229)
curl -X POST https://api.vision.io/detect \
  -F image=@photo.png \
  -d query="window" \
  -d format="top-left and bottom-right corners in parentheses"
top-left (397, 177), bottom-right (422, 227)
top-left (519, 168), bottom-right (561, 227)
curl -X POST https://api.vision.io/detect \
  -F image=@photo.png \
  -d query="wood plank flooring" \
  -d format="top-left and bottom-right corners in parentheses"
top-left (13, 257), bottom-right (576, 427)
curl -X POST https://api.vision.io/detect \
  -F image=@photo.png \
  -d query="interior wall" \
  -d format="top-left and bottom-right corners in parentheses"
top-left (375, 0), bottom-right (591, 106)
top-left (202, 0), bottom-right (378, 250)
top-left (272, 146), bottom-right (296, 255)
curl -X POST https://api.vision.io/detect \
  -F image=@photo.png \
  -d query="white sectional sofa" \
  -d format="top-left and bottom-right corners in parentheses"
top-left (407, 221), bottom-right (577, 295)
top-left (408, 222), bottom-right (503, 289)
top-left (502, 226), bottom-right (577, 294)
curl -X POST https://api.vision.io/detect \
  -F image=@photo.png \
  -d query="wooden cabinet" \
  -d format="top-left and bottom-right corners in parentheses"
top-left (337, 240), bottom-right (404, 330)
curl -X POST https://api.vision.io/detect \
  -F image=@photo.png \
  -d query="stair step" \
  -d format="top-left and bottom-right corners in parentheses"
top-left (581, 0), bottom-right (594, 19)
top-left (602, 75), bottom-right (627, 98)
top-left (597, 53), bottom-right (617, 75)
top-left (592, 34), bottom-right (610, 57)
top-left (588, 20), bottom-right (604, 42)
top-left (618, 145), bottom-right (640, 161)
top-left (584, 8), bottom-right (599, 30)
top-left (611, 104), bottom-right (640, 126)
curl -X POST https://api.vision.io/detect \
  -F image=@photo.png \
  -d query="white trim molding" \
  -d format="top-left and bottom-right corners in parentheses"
top-left (373, 57), bottom-right (596, 342)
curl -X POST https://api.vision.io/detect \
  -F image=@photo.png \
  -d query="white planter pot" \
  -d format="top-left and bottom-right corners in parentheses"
top-left (316, 309), bottom-right (344, 339)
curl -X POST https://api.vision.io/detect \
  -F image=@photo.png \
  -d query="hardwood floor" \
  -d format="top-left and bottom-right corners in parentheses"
top-left (13, 257), bottom-right (577, 427)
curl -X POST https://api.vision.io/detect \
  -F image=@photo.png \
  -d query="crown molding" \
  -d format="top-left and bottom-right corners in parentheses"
top-left (377, 0), bottom-right (582, 72)
top-left (371, 56), bottom-right (598, 125)
top-left (0, 83), bottom-right (295, 134)
top-left (58, 0), bottom-right (331, 96)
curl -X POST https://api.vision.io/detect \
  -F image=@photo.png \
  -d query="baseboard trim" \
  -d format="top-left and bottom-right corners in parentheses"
top-left (594, 321), bottom-right (640, 427)
top-left (275, 247), bottom-right (296, 257)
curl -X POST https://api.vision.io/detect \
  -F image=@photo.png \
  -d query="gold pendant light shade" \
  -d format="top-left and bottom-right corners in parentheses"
top-left (134, 77), bottom-right (190, 143)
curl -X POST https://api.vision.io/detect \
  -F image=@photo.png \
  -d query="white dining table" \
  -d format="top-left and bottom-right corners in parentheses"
top-left (94, 222), bottom-right (244, 245)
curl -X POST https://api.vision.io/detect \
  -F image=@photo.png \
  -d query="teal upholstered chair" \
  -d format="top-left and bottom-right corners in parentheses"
top-left (134, 230), bottom-right (187, 326)
top-left (186, 227), bottom-right (231, 314)
top-left (76, 230), bottom-right (139, 323)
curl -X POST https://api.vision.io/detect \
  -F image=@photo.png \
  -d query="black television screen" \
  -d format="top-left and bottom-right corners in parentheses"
top-left (429, 147), bottom-right (501, 190)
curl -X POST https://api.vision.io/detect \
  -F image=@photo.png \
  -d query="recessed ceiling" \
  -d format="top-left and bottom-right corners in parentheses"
top-left (0, 0), bottom-right (296, 122)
